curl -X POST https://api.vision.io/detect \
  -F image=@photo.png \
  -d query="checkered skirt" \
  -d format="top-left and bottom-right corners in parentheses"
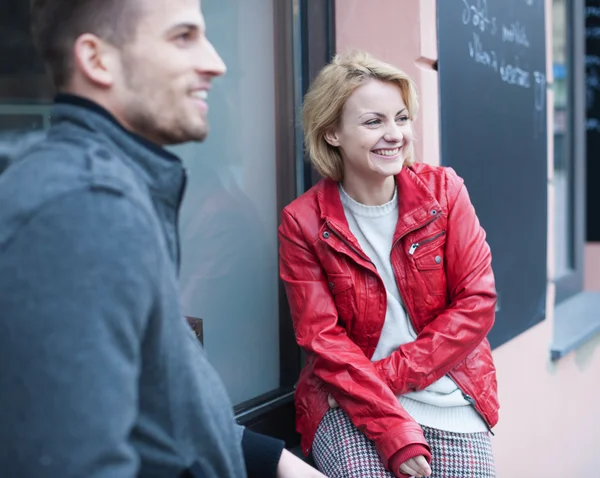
top-left (312, 408), bottom-right (495, 478)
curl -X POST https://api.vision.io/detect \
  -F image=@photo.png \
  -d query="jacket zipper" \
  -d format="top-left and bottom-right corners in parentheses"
top-left (393, 216), bottom-right (493, 433)
top-left (327, 213), bottom-right (493, 434)
top-left (460, 390), bottom-right (494, 435)
top-left (325, 221), bottom-right (375, 267)
top-left (408, 230), bottom-right (446, 255)
top-left (401, 219), bottom-right (494, 433)
top-left (327, 214), bottom-right (440, 336)
top-left (391, 214), bottom-right (441, 334)
top-left (175, 168), bottom-right (188, 272)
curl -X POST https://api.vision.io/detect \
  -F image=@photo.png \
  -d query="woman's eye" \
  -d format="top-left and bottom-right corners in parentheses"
top-left (396, 116), bottom-right (409, 123)
top-left (365, 119), bottom-right (381, 126)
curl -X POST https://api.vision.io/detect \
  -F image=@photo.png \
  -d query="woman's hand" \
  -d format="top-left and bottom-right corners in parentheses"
top-left (398, 455), bottom-right (431, 478)
top-left (327, 394), bottom-right (339, 408)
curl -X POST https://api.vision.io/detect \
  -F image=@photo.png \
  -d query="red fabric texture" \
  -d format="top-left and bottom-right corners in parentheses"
top-left (279, 163), bottom-right (499, 467)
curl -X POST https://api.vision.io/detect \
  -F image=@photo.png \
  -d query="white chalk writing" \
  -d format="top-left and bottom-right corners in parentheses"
top-left (466, 32), bottom-right (535, 91)
top-left (586, 6), bottom-right (600, 18)
top-left (587, 118), bottom-right (600, 132)
top-left (468, 32), bottom-right (499, 71)
top-left (533, 71), bottom-right (546, 138)
top-left (587, 66), bottom-right (600, 109)
top-left (462, 0), bottom-right (498, 35)
top-left (500, 60), bottom-right (531, 88)
top-left (586, 55), bottom-right (600, 67)
top-left (587, 26), bottom-right (600, 38)
top-left (502, 22), bottom-right (530, 47)
top-left (533, 71), bottom-right (546, 112)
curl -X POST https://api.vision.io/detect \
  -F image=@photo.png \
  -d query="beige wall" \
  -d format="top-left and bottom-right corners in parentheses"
top-left (335, 0), bottom-right (440, 168)
top-left (585, 243), bottom-right (600, 290)
top-left (335, 1), bottom-right (600, 476)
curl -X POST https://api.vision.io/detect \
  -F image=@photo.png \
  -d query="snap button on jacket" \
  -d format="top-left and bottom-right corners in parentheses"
top-left (278, 163), bottom-right (499, 468)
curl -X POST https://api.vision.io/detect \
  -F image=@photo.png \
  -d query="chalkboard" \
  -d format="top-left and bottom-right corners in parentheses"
top-left (586, 2), bottom-right (600, 241)
top-left (438, 0), bottom-right (548, 348)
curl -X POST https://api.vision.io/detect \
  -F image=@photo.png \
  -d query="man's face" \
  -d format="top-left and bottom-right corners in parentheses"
top-left (111, 0), bottom-right (226, 145)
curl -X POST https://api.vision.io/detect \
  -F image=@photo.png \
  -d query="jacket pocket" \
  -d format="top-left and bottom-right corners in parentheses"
top-left (326, 273), bottom-right (355, 326)
top-left (411, 231), bottom-right (447, 296)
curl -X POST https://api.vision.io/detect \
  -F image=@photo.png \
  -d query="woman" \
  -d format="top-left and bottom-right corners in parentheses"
top-left (279, 51), bottom-right (499, 478)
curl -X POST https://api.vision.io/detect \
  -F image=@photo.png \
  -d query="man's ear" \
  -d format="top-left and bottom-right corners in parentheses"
top-left (324, 129), bottom-right (341, 147)
top-left (72, 33), bottom-right (116, 87)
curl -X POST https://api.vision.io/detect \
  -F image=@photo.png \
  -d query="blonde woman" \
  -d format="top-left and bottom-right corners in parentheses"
top-left (279, 51), bottom-right (498, 478)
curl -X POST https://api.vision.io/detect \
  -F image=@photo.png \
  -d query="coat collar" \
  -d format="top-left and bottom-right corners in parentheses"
top-left (316, 166), bottom-right (442, 244)
top-left (52, 94), bottom-right (185, 209)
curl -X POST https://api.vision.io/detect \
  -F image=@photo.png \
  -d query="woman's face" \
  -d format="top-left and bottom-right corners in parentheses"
top-left (325, 79), bottom-right (413, 183)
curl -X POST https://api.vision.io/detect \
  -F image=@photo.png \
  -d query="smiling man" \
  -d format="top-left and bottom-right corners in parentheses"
top-left (0, 0), bottom-right (325, 477)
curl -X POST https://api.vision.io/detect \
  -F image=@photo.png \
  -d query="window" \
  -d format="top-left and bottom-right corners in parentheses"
top-left (552, 0), bottom-right (585, 304)
top-left (550, 0), bottom-right (600, 360)
top-left (174, 0), bottom-right (335, 442)
top-left (553, 0), bottom-right (573, 280)
top-left (0, 1), bottom-right (53, 130)
top-left (176, 0), bottom-right (283, 407)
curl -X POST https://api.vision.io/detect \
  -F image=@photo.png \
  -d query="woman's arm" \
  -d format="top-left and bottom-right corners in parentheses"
top-left (279, 208), bottom-right (430, 471)
top-left (374, 168), bottom-right (497, 395)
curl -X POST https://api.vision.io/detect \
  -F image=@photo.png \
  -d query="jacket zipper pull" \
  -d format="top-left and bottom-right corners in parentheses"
top-left (462, 393), bottom-right (495, 435)
top-left (408, 243), bottom-right (419, 255)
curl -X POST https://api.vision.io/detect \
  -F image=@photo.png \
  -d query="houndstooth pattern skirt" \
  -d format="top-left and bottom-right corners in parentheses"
top-left (312, 408), bottom-right (496, 478)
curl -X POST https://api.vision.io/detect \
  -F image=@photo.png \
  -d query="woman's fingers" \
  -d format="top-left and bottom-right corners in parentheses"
top-left (413, 455), bottom-right (432, 476)
top-left (399, 460), bottom-right (420, 477)
top-left (399, 455), bottom-right (432, 478)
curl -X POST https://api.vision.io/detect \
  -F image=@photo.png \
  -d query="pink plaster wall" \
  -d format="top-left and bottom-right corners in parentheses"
top-left (335, 0), bottom-right (600, 475)
top-left (335, 0), bottom-right (440, 167)
top-left (585, 243), bottom-right (600, 290)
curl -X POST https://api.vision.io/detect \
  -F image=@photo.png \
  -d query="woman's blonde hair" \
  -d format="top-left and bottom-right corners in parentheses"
top-left (302, 50), bottom-right (419, 181)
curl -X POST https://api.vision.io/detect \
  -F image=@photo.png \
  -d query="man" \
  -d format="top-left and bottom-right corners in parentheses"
top-left (0, 0), bottom-right (325, 476)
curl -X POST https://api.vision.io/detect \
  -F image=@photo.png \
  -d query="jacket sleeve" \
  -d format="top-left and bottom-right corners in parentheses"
top-left (374, 168), bottom-right (497, 395)
top-left (0, 190), bottom-right (157, 478)
top-left (279, 209), bottom-right (430, 469)
top-left (241, 429), bottom-right (285, 478)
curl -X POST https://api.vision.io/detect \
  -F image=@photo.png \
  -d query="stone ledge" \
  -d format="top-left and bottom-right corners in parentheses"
top-left (551, 291), bottom-right (600, 360)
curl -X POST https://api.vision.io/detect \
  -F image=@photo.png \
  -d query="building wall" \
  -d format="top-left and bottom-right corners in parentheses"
top-left (335, 1), bottom-right (600, 476)
top-left (585, 243), bottom-right (600, 289)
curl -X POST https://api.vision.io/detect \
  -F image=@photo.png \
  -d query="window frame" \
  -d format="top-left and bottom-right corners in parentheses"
top-left (235, 0), bottom-right (335, 446)
top-left (548, 0), bottom-right (600, 362)
top-left (553, 0), bottom-right (586, 305)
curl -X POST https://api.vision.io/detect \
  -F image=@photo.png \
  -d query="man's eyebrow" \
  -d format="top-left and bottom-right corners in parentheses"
top-left (167, 22), bottom-right (202, 34)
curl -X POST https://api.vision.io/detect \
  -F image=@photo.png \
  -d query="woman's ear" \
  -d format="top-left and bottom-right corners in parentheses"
top-left (324, 129), bottom-right (341, 147)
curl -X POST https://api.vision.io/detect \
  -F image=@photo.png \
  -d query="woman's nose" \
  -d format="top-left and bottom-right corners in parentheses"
top-left (383, 124), bottom-right (403, 143)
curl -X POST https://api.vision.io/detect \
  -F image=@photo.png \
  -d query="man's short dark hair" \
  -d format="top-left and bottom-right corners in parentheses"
top-left (30, 0), bottom-right (142, 89)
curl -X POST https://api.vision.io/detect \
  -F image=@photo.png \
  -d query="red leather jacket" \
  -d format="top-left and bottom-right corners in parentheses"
top-left (278, 163), bottom-right (499, 468)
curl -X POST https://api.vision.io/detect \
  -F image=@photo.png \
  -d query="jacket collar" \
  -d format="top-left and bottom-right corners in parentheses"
top-left (52, 94), bottom-right (185, 208)
top-left (317, 166), bottom-right (442, 243)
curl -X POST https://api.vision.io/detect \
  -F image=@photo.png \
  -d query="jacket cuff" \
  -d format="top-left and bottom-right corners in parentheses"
top-left (388, 444), bottom-right (432, 478)
top-left (242, 429), bottom-right (285, 478)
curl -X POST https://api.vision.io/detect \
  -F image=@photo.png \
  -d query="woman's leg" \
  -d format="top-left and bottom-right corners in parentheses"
top-left (312, 408), bottom-right (395, 478)
top-left (422, 426), bottom-right (496, 478)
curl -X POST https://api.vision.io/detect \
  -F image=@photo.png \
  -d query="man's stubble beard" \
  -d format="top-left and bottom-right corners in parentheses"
top-left (120, 58), bottom-right (208, 145)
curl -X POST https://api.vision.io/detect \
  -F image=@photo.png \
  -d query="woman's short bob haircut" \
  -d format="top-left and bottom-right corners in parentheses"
top-left (302, 50), bottom-right (419, 181)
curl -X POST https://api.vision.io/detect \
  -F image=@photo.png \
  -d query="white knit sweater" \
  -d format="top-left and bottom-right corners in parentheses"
top-left (339, 185), bottom-right (486, 433)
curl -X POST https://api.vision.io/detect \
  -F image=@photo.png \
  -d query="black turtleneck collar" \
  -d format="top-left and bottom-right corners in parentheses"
top-left (54, 93), bottom-right (179, 163)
